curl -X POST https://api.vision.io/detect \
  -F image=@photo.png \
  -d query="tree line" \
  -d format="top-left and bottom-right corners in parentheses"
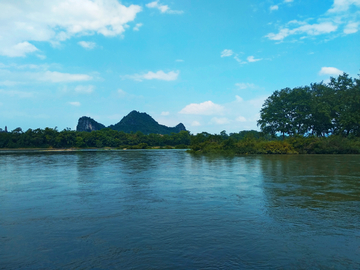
top-left (0, 128), bottom-right (191, 149)
top-left (257, 73), bottom-right (360, 138)
top-left (187, 73), bottom-right (360, 154)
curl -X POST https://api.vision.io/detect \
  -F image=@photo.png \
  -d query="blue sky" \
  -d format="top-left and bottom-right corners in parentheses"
top-left (0, 0), bottom-right (359, 134)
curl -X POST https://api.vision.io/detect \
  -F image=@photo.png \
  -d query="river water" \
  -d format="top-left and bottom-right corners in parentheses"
top-left (1, 150), bottom-right (359, 269)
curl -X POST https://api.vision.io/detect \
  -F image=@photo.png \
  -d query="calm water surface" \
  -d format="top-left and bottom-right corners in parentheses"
top-left (1, 150), bottom-right (360, 269)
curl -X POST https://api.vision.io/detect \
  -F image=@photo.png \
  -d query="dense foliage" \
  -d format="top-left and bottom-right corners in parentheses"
top-left (188, 131), bottom-right (360, 154)
top-left (257, 73), bottom-right (360, 137)
top-left (0, 128), bottom-right (191, 149)
top-left (188, 73), bottom-right (360, 155)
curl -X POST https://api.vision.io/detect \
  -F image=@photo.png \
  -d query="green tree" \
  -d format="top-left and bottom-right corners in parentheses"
top-left (257, 87), bottom-right (312, 137)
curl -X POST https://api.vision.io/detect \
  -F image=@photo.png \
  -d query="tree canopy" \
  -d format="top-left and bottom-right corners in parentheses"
top-left (258, 73), bottom-right (360, 137)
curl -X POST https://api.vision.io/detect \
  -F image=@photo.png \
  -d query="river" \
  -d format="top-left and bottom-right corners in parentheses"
top-left (1, 150), bottom-right (359, 269)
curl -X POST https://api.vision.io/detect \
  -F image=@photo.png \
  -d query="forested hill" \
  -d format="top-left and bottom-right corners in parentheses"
top-left (77, 110), bottom-right (187, 135)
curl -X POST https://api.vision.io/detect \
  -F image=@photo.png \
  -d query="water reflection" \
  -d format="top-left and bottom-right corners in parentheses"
top-left (1, 151), bottom-right (360, 269)
top-left (260, 155), bottom-right (360, 204)
top-left (259, 155), bottom-right (360, 232)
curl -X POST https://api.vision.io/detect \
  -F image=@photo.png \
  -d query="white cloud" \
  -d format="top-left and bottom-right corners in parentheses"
top-left (68, 101), bottom-right (81, 106)
top-left (78, 41), bottom-right (96, 50)
top-left (266, 22), bottom-right (338, 41)
top-left (211, 117), bottom-right (231, 125)
top-left (233, 54), bottom-right (263, 64)
top-left (117, 89), bottom-right (127, 97)
top-left (236, 116), bottom-right (247, 122)
top-left (328, 0), bottom-right (360, 13)
top-left (221, 49), bottom-right (234, 57)
top-left (74, 85), bottom-right (94, 94)
top-left (319, 67), bottom-right (343, 76)
top-left (0, 80), bottom-right (19, 86)
top-left (123, 70), bottom-right (179, 81)
top-left (0, 89), bottom-right (34, 98)
top-left (284, 0), bottom-right (294, 2)
top-left (37, 54), bottom-right (47, 60)
top-left (133, 23), bottom-right (143, 31)
top-left (344, 21), bottom-right (359, 33)
top-left (235, 95), bottom-right (244, 102)
top-left (161, 111), bottom-right (170, 116)
top-left (146, 1), bottom-right (183, 14)
top-left (0, 0), bottom-right (142, 57)
top-left (38, 71), bottom-right (92, 83)
top-left (247, 56), bottom-right (262, 62)
top-left (179, 95), bottom-right (268, 133)
top-left (0, 65), bottom-right (93, 84)
top-left (235, 83), bottom-right (257, 90)
top-left (270, 5), bottom-right (279, 11)
top-left (1, 42), bottom-right (38, 57)
top-left (266, 0), bottom-right (360, 42)
top-left (179, 101), bottom-right (224, 115)
top-left (234, 55), bottom-right (247, 64)
top-left (266, 29), bottom-right (290, 41)
top-left (248, 96), bottom-right (268, 108)
top-left (175, 59), bottom-right (184, 62)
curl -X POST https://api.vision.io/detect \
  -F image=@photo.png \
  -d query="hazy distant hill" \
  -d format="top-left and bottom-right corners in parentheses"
top-left (77, 110), bottom-right (186, 134)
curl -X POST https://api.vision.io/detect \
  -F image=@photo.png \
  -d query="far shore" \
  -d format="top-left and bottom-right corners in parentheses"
top-left (0, 146), bottom-right (187, 152)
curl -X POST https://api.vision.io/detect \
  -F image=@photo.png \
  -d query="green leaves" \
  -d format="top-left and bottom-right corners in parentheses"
top-left (258, 73), bottom-right (360, 138)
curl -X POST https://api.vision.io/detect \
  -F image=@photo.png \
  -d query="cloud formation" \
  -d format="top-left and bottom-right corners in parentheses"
top-left (38, 71), bottom-right (93, 83)
top-left (222, 50), bottom-right (262, 64)
top-left (266, 22), bottom-right (338, 41)
top-left (75, 85), bottom-right (95, 94)
top-left (319, 67), bottom-right (343, 76)
top-left (344, 22), bottom-right (359, 34)
top-left (123, 70), bottom-right (179, 81)
top-left (221, 49), bottom-right (234, 57)
top-left (328, 0), bottom-right (360, 13)
top-left (236, 116), bottom-right (247, 122)
top-left (247, 56), bottom-right (262, 62)
top-left (266, 0), bottom-right (360, 41)
top-left (211, 117), bottom-right (230, 125)
top-left (78, 41), bottom-right (96, 50)
top-left (235, 83), bottom-right (257, 90)
top-left (117, 89), bottom-right (127, 98)
top-left (68, 101), bottom-right (81, 106)
top-left (146, 1), bottom-right (183, 14)
top-left (179, 101), bottom-right (224, 115)
top-left (0, 89), bottom-right (34, 98)
top-left (133, 23), bottom-right (143, 31)
top-left (0, 0), bottom-right (142, 57)
top-left (0, 64), bottom-right (94, 84)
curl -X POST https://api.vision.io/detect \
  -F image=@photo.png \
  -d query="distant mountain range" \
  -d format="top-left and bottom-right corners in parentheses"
top-left (76, 110), bottom-right (186, 135)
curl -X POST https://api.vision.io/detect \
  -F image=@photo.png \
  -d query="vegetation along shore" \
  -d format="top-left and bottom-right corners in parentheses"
top-left (1, 73), bottom-right (359, 154)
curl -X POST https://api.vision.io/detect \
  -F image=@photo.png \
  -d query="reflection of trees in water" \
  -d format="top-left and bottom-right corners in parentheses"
top-left (260, 155), bottom-right (360, 223)
top-left (75, 150), bottom-right (160, 185)
top-left (189, 154), bottom-right (263, 179)
top-left (75, 150), bottom-right (187, 210)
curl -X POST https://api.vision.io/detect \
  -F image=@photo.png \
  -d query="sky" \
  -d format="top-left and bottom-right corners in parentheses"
top-left (0, 0), bottom-right (359, 134)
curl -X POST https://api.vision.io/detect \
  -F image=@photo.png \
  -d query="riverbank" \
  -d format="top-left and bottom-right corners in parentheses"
top-left (0, 145), bottom-right (189, 152)
top-left (188, 135), bottom-right (360, 154)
